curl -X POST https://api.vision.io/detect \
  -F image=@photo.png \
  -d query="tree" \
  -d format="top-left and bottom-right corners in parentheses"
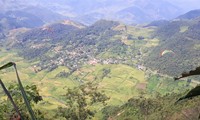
top-left (0, 84), bottom-right (44, 120)
top-left (0, 62), bottom-right (44, 120)
top-left (57, 82), bottom-right (109, 120)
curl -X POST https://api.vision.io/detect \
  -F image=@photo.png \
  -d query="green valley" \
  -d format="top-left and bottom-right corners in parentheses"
top-left (1, 6), bottom-right (200, 120)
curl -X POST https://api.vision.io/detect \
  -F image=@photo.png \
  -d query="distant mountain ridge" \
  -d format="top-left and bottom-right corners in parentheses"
top-left (177, 9), bottom-right (200, 20)
top-left (0, 0), bottom-right (183, 25)
top-left (115, 0), bottom-right (182, 24)
top-left (0, 11), bottom-right (44, 33)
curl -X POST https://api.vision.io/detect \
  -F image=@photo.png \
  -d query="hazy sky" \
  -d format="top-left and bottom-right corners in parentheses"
top-left (166, 0), bottom-right (200, 11)
top-left (1, 0), bottom-right (200, 11)
top-left (1, 0), bottom-right (200, 16)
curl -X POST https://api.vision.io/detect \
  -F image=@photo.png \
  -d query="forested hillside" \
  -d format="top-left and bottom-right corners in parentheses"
top-left (145, 17), bottom-right (200, 76)
top-left (177, 9), bottom-right (200, 20)
top-left (0, 11), bottom-right (44, 32)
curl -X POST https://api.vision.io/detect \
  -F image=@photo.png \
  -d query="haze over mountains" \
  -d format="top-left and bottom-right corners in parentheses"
top-left (1, 0), bottom-right (199, 25)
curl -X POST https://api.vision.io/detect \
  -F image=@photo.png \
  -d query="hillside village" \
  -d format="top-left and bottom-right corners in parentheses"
top-left (5, 20), bottom-right (149, 76)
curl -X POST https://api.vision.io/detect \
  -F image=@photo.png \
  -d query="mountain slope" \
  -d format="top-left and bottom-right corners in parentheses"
top-left (177, 9), bottom-right (200, 20)
top-left (0, 11), bottom-right (44, 34)
top-left (115, 6), bottom-right (152, 24)
top-left (21, 6), bottom-right (67, 23)
top-left (145, 17), bottom-right (200, 76)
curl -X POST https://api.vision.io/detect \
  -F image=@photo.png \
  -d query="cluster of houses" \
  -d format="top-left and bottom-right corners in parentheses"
top-left (32, 39), bottom-right (148, 73)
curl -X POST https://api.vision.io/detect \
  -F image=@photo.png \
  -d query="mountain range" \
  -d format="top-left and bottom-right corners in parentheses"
top-left (0, 0), bottom-right (185, 25)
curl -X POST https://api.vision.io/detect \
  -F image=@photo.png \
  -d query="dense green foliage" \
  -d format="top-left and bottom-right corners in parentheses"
top-left (0, 84), bottom-right (44, 120)
top-left (56, 82), bottom-right (109, 120)
top-left (103, 93), bottom-right (200, 120)
top-left (0, 62), bottom-right (38, 119)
